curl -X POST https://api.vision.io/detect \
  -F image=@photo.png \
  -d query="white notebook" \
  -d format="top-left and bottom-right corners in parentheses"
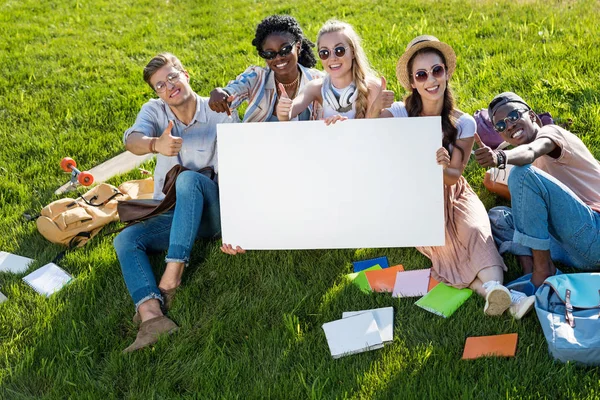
top-left (22, 263), bottom-right (73, 297)
top-left (342, 307), bottom-right (394, 343)
top-left (322, 312), bottom-right (384, 359)
top-left (0, 290), bottom-right (7, 304)
top-left (0, 251), bottom-right (34, 273)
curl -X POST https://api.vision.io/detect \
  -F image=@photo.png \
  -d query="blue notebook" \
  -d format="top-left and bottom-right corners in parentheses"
top-left (353, 256), bottom-right (389, 272)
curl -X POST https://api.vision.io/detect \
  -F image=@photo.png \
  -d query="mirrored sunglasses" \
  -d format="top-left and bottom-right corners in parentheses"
top-left (494, 109), bottom-right (528, 133)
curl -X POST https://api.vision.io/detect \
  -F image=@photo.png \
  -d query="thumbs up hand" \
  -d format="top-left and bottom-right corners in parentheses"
top-left (368, 76), bottom-right (394, 118)
top-left (155, 120), bottom-right (183, 156)
top-left (380, 76), bottom-right (395, 110)
top-left (473, 133), bottom-right (498, 167)
top-left (276, 83), bottom-right (293, 121)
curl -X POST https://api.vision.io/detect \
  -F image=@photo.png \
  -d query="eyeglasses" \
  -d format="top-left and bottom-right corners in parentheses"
top-left (318, 46), bottom-right (349, 60)
top-left (154, 71), bottom-right (182, 93)
top-left (413, 64), bottom-right (446, 83)
top-left (259, 42), bottom-right (297, 60)
top-left (494, 109), bottom-right (528, 133)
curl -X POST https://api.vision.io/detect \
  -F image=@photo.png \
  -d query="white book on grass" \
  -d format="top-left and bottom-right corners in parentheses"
top-left (322, 312), bottom-right (384, 359)
top-left (342, 307), bottom-right (394, 343)
top-left (0, 251), bottom-right (34, 273)
top-left (0, 290), bottom-right (7, 304)
top-left (22, 263), bottom-right (73, 297)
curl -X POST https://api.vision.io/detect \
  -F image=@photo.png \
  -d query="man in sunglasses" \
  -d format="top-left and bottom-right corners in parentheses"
top-left (114, 53), bottom-right (238, 352)
top-left (473, 92), bottom-right (600, 295)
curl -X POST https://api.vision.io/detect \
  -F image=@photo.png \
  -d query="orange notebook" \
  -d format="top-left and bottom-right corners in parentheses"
top-left (428, 275), bottom-right (440, 292)
top-left (365, 265), bottom-right (405, 292)
top-left (462, 333), bottom-right (518, 360)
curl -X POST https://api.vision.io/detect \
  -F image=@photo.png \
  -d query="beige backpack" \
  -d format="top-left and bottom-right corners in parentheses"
top-left (36, 178), bottom-right (154, 247)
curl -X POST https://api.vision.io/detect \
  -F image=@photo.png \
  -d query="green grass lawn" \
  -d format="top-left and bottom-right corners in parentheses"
top-left (1, 0), bottom-right (600, 398)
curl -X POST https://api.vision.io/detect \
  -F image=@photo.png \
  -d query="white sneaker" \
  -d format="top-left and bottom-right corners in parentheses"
top-left (509, 290), bottom-right (535, 320)
top-left (482, 280), bottom-right (511, 316)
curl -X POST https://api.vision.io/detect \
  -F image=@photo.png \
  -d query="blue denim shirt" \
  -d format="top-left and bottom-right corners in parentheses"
top-left (124, 94), bottom-right (238, 200)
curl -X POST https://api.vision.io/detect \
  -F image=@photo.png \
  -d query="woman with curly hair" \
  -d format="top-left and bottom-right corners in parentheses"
top-left (209, 15), bottom-right (323, 122)
top-left (276, 19), bottom-right (390, 124)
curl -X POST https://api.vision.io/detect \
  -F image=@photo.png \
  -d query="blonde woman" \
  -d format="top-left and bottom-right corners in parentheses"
top-left (277, 19), bottom-right (392, 123)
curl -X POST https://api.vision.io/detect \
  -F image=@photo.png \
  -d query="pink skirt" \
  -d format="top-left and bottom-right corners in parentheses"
top-left (417, 176), bottom-right (506, 289)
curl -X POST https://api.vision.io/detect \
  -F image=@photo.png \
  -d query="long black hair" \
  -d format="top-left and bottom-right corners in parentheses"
top-left (405, 48), bottom-right (462, 158)
top-left (252, 15), bottom-right (317, 68)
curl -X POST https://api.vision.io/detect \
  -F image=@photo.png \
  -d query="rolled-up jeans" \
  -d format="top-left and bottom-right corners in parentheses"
top-left (488, 165), bottom-right (600, 270)
top-left (114, 171), bottom-right (221, 309)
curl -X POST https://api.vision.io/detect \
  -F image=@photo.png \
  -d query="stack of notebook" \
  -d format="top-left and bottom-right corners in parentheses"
top-left (346, 256), bottom-right (473, 318)
top-left (322, 307), bottom-right (393, 358)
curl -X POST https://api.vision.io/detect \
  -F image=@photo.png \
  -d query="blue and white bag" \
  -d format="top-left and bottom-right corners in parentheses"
top-left (535, 273), bottom-right (600, 366)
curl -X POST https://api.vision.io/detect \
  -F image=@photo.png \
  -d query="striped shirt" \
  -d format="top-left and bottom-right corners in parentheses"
top-left (224, 64), bottom-right (324, 122)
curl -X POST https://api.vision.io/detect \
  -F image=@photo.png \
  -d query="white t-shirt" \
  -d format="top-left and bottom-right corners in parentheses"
top-left (387, 102), bottom-right (476, 153)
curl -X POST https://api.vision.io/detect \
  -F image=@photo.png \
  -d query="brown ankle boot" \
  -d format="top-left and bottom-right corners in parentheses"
top-left (123, 315), bottom-right (179, 353)
top-left (133, 288), bottom-right (177, 325)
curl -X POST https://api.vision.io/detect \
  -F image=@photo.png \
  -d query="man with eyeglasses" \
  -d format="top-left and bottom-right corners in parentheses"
top-left (114, 53), bottom-right (238, 352)
top-left (473, 92), bottom-right (600, 296)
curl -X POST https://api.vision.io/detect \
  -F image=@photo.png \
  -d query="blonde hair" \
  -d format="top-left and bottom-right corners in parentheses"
top-left (317, 20), bottom-right (376, 119)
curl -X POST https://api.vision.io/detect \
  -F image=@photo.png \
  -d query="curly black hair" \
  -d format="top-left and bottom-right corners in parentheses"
top-left (251, 15), bottom-right (317, 68)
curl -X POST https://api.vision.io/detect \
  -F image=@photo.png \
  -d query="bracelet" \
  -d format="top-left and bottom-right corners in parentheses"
top-left (495, 149), bottom-right (507, 170)
top-left (149, 138), bottom-right (157, 154)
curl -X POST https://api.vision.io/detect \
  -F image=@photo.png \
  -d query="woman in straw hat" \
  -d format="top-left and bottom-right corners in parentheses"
top-left (381, 35), bottom-right (531, 318)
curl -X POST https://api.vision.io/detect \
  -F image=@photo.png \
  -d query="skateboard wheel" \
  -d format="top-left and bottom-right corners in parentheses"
top-left (61, 157), bottom-right (76, 172)
top-left (78, 171), bottom-right (94, 186)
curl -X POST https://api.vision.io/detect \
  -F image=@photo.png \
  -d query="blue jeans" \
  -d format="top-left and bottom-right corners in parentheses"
top-left (114, 171), bottom-right (221, 309)
top-left (489, 165), bottom-right (600, 270)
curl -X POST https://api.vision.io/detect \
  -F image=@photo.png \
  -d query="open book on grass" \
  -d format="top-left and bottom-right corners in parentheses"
top-left (415, 283), bottom-right (473, 318)
top-left (0, 251), bottom-right (34, 274)
top-left (22, 263), bottom-right (73, 297)
top-left (342, 307), bottom-right (394, 343)
top-left (322, 312), bottom-right (384, 358)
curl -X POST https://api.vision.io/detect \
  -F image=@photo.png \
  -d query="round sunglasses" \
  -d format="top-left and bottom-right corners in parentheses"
top-left (494, 109), bottom-right (528, 133)
top-left (318, 46), bottom-right (349, 60)
top-left (259, 42), bottom-right (296, 60)
top-left (413, 64), bottom-right (445, 83)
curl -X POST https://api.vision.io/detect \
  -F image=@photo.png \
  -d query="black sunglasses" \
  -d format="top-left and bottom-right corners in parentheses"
top-left (318, 46), bottom-right (348, 60)
top-left (494, 109), bottom-right (528, 133)
top-left (259, 42), bottom-right (296, 60)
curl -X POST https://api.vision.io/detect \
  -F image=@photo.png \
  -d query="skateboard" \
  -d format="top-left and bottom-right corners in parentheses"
top-left (60, 157), bottom-right (94, 189)
top-left (55, 151), bottom-right (155, 195)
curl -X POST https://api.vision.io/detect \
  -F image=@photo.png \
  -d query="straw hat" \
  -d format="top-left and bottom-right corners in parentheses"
top-left (396, 35), bottom-right (457, 91)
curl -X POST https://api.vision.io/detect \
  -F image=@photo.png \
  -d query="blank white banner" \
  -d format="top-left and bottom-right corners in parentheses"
top-left (217, 117), bottom-right (444, 250)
